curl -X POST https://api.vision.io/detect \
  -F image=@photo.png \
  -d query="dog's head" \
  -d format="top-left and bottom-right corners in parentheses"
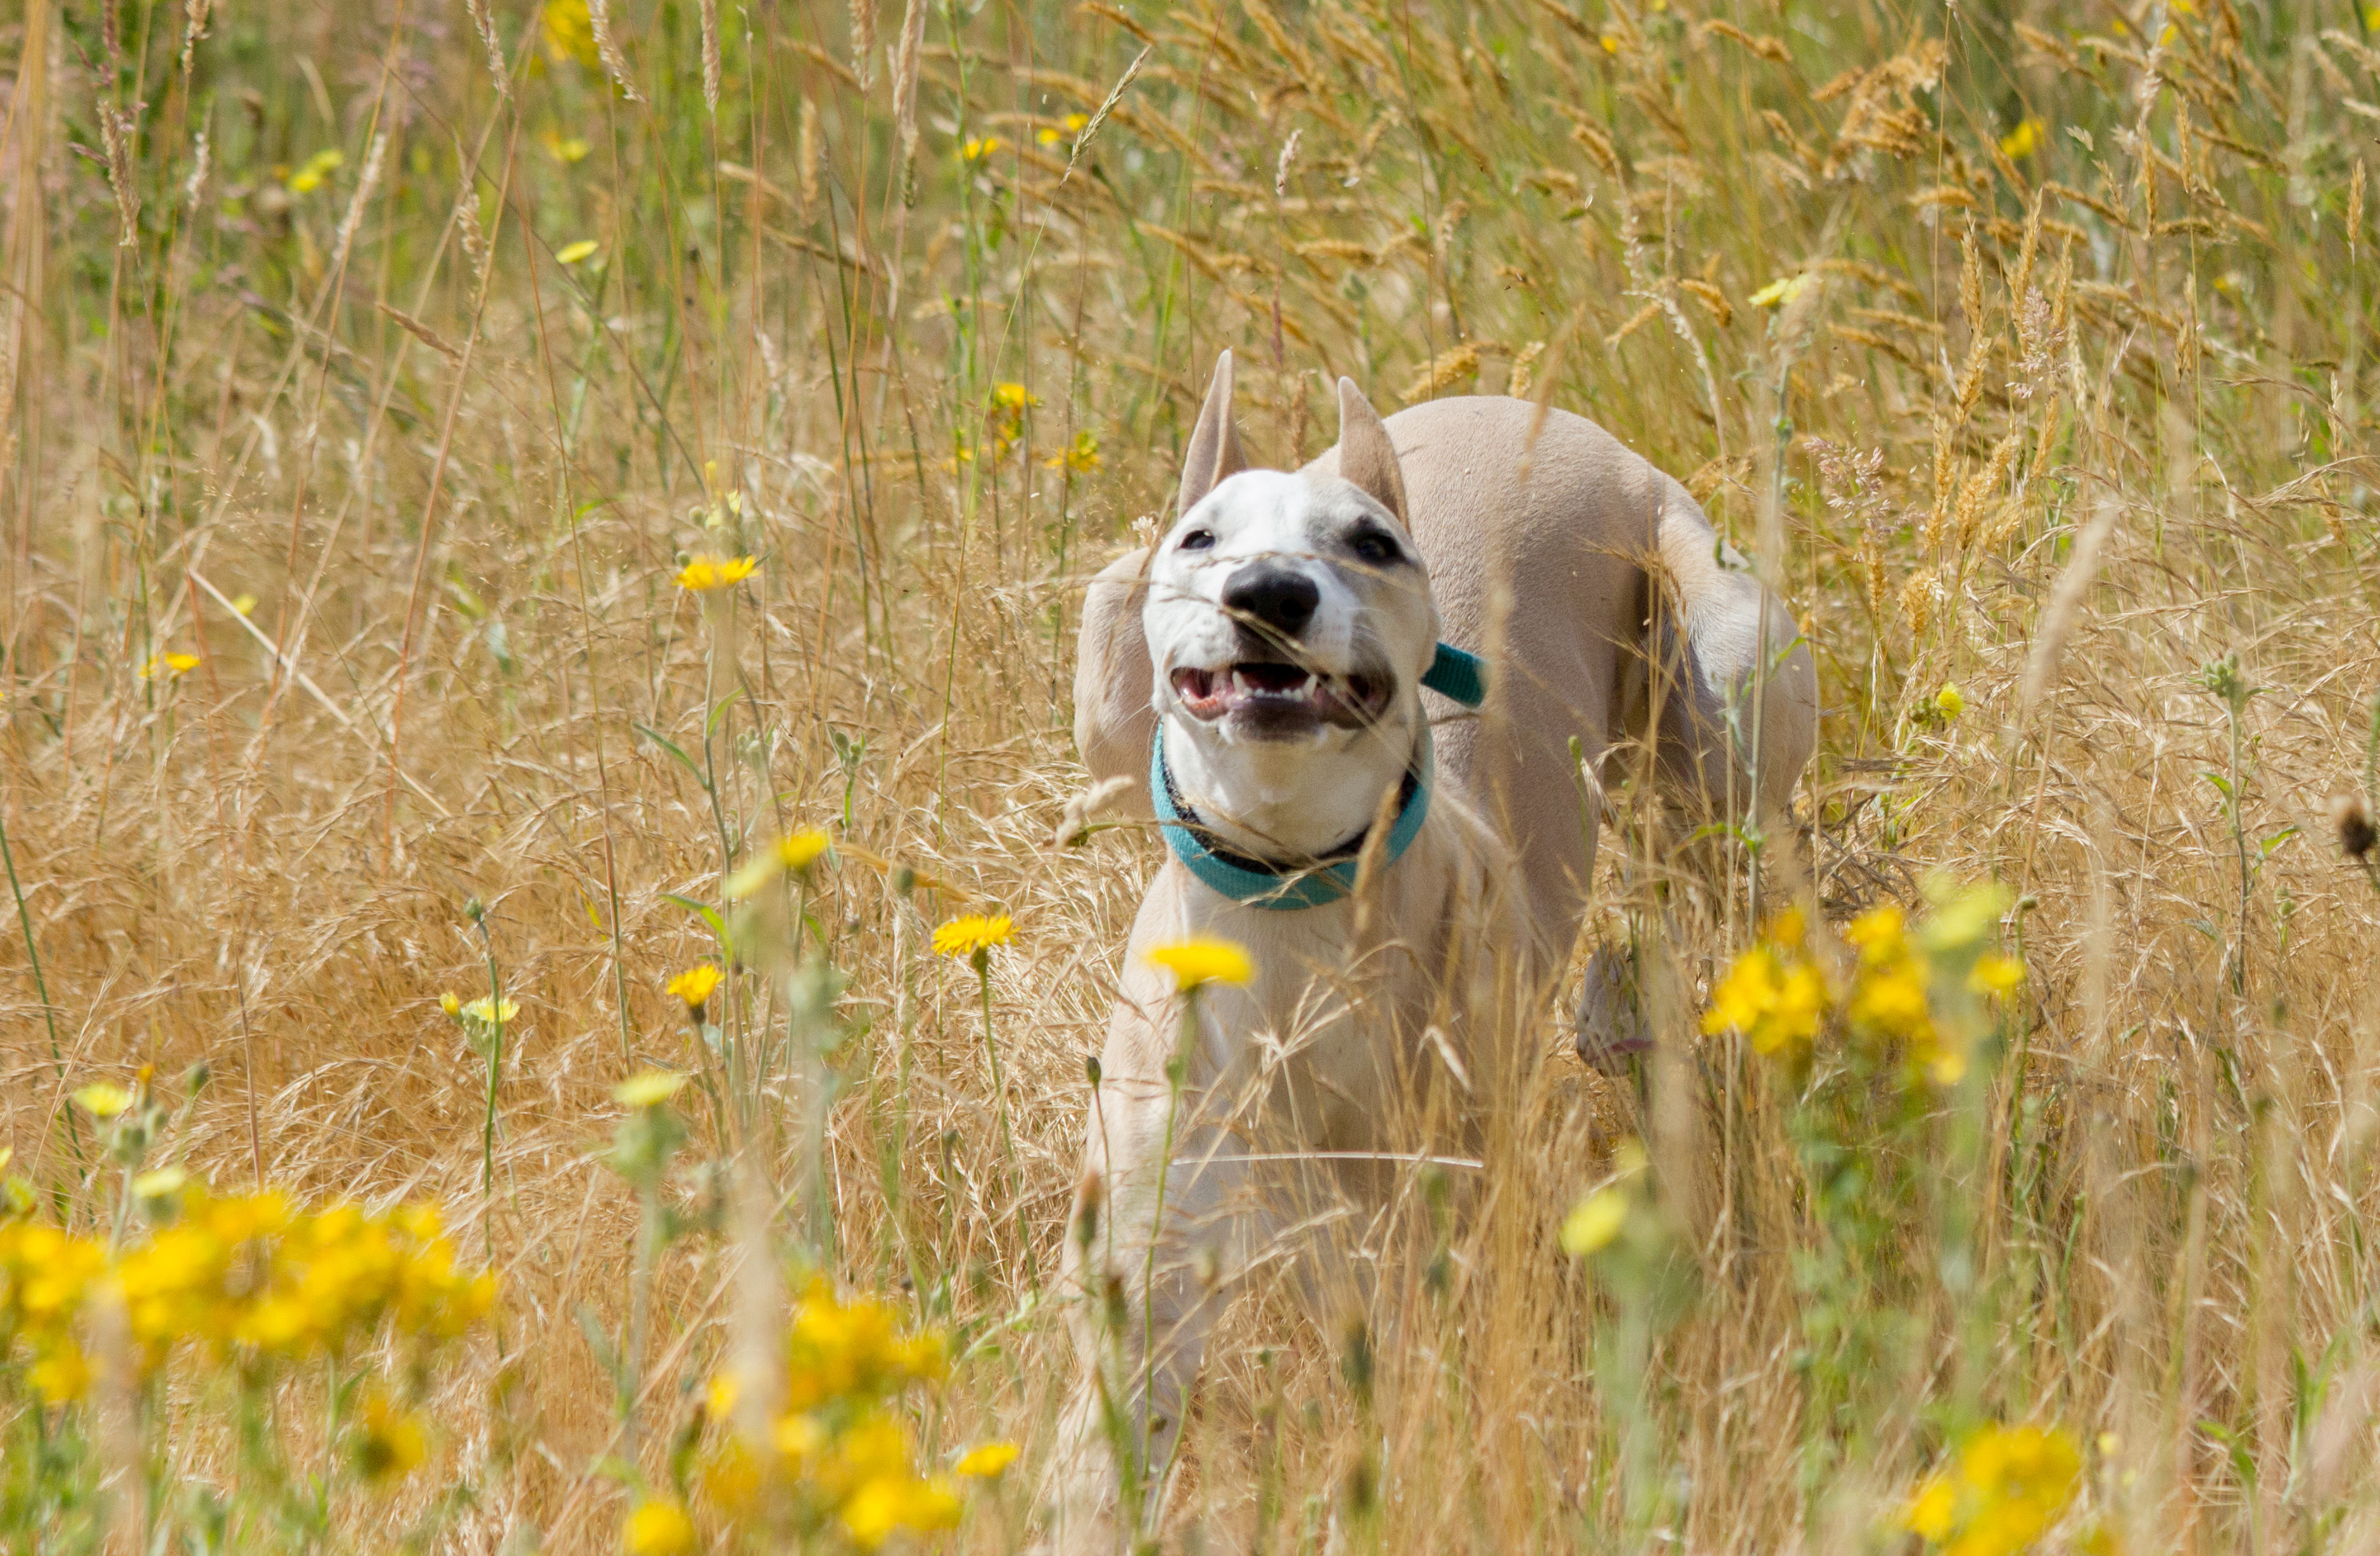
top-left (1144, 351), bottom-right (1439, 864)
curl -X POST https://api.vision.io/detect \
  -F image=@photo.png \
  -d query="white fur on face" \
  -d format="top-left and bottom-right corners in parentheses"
top-left (1144, 469), bottom-right (1440, 863)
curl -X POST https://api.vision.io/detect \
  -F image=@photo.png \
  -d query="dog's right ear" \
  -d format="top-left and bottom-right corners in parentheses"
top-left (1335, 377), bottom-right (1408, 525)
top-left (1177, 349), bottom-right (1247, 518)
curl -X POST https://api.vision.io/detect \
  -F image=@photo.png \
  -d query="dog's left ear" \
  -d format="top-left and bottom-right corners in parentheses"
top-left (1177, 350), bottom-right (1248, 517)
top-left (1335, 377), bottom-right (1408, 525)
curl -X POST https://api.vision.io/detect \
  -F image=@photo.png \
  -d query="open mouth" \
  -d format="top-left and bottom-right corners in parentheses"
top-left (1169, 662), bottom-right (1391, 728)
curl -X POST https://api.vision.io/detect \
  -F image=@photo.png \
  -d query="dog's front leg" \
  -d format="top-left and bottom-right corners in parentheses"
top-left (1047, 1059), bottom-right (1262, 1554)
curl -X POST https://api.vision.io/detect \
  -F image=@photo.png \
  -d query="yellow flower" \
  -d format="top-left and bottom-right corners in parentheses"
top-left (440, 992), bottom-right (462, 1016)
top-left (1044, 431), bottom-right (1103, 472)
top-left (137, 652), bottom-right (201, 680)
top-left (676, 553), bottom-right (757, 592)
top-left (666, 965), bottom-right (724, 1014)
top-left (1903, 1423), bottom-right (2081, 1556)
top-left (555, 238), bottom-right (602, 265)
top-left (1559, 1187), bottom-right (1628, 1256)
top-left (1970, 954), bottom-right (2027, 996)
top-left (1598, 30), bottom-right (1622, 53)
top-left (286, 148), bottom-right (344, 194)
top-left (1935, 683), bottom-right (1966, 719)
top-left (1700, 941), bottom-right (1828, 1059)
top-left (541, 130), bottom-right (592, 163)
top-left (841, 1473), bottom-right (961, 1548)
top-left (954, 1439), bottom-right (1020, 1477)
top-left (1999, 117), bottom-right (2048, 161)
top-left (1037, 126), bottom-right (1063, 147)
top-left (460, 996), bottom-right (519, 1027)
top-left (542, 0), bottom-right (601, 69)
top-left (1749, 274), bottom-right (1815, 309)
top-left (350, 1393), bottom-right (428, 1486)
top-left (933, 914), bottom-right (1015, 959)
top-left (72, 1083), bottom-right (136, 1119)
top-left (230, 593), bottom-right (258, 616)
top-left (621, 1498), bottom-right (697, 1556)
top-left (1143, 935), bottom-right (1255, 989)
top-left (726, 829), bottom-right (832, 897)
top-left (989, 381), bottom-right (1041, 412)
top-left (961, 135), bottom-right (1004, 163)
top-left (614, 1070), bottom-right (688, 1109)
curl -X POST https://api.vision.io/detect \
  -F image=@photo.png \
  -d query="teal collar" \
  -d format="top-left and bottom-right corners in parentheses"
top-left (1151, 643), bottom-right (1486, 911)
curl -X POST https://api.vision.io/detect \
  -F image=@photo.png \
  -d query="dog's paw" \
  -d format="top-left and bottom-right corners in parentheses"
top-left (1574, 944), bottom-right (1653, 1077)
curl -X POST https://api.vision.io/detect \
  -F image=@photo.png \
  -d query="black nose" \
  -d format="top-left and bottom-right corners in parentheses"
top-left (1222, 564), bottom-right (1320, 642)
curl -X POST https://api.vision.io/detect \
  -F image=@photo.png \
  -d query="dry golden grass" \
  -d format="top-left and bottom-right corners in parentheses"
top-left (4, 0), bottom-right (2379, 1550)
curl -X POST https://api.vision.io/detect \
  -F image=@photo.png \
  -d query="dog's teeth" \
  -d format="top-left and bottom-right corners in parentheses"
top-left (1298, 674), bottom-right (1319, 699)
top-left (1231, 669), bottom-right (1251, 695)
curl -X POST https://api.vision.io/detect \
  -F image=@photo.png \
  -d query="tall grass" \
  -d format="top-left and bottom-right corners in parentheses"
top-left (2, 0), bottom-right (2377, 1549)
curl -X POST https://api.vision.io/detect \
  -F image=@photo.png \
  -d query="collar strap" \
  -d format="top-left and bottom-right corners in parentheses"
top-left (1151, 642), bottom-right (1486, 912)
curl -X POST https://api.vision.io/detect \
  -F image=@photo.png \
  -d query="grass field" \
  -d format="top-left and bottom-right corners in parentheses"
top-left (4, 0), bottom-right (2380, 1550)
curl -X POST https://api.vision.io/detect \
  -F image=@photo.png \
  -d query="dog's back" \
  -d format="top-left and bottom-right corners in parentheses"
top-left (1077, 394), bottom-right (1817, 963)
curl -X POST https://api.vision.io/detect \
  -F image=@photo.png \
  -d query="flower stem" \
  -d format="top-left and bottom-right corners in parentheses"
top-left (977, 956), bottom-right (1037, 1289)
top-left (475, 915), bottom-right (504, 1262)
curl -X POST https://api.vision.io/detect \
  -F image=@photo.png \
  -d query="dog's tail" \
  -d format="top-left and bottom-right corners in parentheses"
top-left (1624, 481), bottom-right (1819, 831)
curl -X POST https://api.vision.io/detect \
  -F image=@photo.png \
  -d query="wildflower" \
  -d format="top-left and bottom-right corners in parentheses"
top-left (137, 652), bottom-right (201, 680)
top-left (286, 148), bottom-right (344, 193)
top-left (1969, 954), bottom-right (2027, 996)
top-left (1999, 117), bottom-right (2047, 160)
top-left (555, 238), bottom-right (602, 265)
top-left (440, 992), bottom-right (462, 1016)
top-left (666, 965), bottom-right (725, 1020)
top-left (1749, 274), bottom-right (1815, 309)
top-left (72, 1082), bottom-right (136, 1119)
top-left (933, 914), bottom-right (1015, 959)
top-left (1598, 30), bottom-right (1623, 53)
top-left (1037, 113), bottom-right (1090, 146)
top-left (989, 381), bottom-right (1041, 412)
top-left (621, 1498), bottom-right (698, 1556)
top-left (1143, 935), bottom-right (1255, 989)
top-left (1044, 431), bottom-right (1103, 472)
top-left (229, 593), bottom-right (258, 615)
top-left (1559, 1187), bottom-right (1628, 1256)
top-left (542, 0), bottom-right (602, 69)
top-left (676, 553), bottom-right (757, 592)
top-left (350, 1393), bottom-right (429, 1486)
top-left (614, 1070), bottom-right (688, 1110)
top-left (1700, 911), bottom-right (1828, 1059)
top-left (2331, 793), bottom-right (2375, 861)
top-left (954, 1439), bottom-right (1021, 1477)
top-left (1902, 1423), bottom-right (2081, 1556)
top-left (540, 130), bottom-right (592, 163)
top-left (842, 1473), bottom-right (961, 1548)
top-left (961, 135), bottom-right (1004, 163)
top-left (1935, 683), bottom-right (1966, 719)
top-left (460, 996), bottom-right (519, 1027)
top-left (727, 828), bottom-right (832, 898)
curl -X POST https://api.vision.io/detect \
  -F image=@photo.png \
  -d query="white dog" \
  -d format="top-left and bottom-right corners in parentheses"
top-left (1048, 353), bottom-right (1815, 1547)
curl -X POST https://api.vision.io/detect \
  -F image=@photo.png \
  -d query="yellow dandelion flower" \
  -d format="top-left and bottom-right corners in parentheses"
top-left (1999, 117), bottom-right (2048, 161)
top-left (1044, 431), bottom-right (1102, 472)
top-left (137, 652), bottom-right (201, 680)
top-left (666, 964), bottom-right (724, 1013)
top-left (621, 1498), bottom-right (697, 1556)
top-left (954, 1439), bottom-right (1021, 1477)
top-left (350, 1393), bottom-right (428, 1486)
top-left (1142, 935), bottom-right (1255, 989)
top-left (1037, 126), bottom-right (1063, 146)
top-left (72, 1083), bottom-right (136, 1119)
top-left (933, 914), bottom-right (1015, 959)
top-left (1970, 953), bottom-right (2027, 996)
top-left (989, 381), bottom-right (1041, 411)
top-left (440, 992), bottom-right (462, 1016)
top-left (961, 135), bottom-right (1004, 164)
top-left (777, 830), bottom-right (831, 872)
top-left (542, 0), bottom-right (602, 69)
top-left (614, 1070), bottom-right (688, 1109)
top-left (726, 828), bottom-right (832, 898)
top-left (286, 148), bottom-right (344, 194)
top-left (1749, 274), bottom-right (1815, 309)
top-left (1559, 1187), bottom-right (1628, 1256)
top-left (676, 553), bottom-right (757, 592)
top-left (555, 238), bottom-right (602, 265)
top-left (460, 996), bottom-right (520, 1026)
top-left (1065, 111), bottom-right (1089, 134)
top-left (1935, 683), bottom-right (1966, 719)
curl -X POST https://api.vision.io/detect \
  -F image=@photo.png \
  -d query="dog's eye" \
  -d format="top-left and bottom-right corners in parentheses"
top-left (1178, 527), bottom-right (1215, 552)
top-left (1348, 529), bottom-right (1402, 566)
